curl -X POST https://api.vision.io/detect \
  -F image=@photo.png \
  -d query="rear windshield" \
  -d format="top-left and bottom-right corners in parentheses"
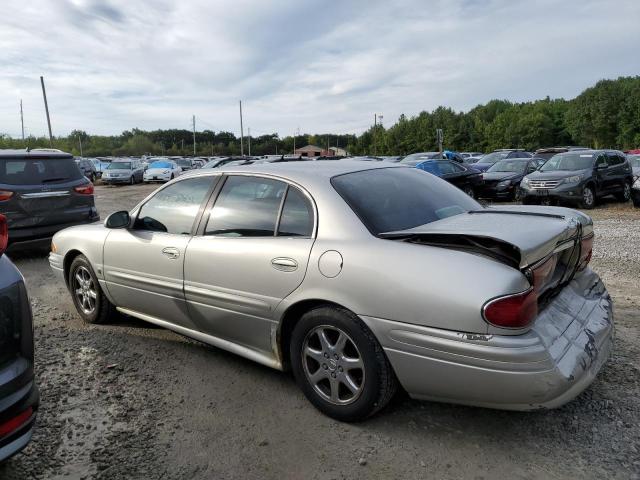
top-left (331, 167), bottom-right (480, 235)
top-left (400, 152), bottom-right (441, 164)
top-left (0, 157), bottom-right (83, 185)
top-left (177, 159), bottom-right (192, 166)
top-left (149, 161), bottom-right (172, 169)
top-left (108, 162), bottom-right (132, 170)
top-left (540, 153), bottom-right (594, 171)
top-left (478, 151), bottom-right (509, 164)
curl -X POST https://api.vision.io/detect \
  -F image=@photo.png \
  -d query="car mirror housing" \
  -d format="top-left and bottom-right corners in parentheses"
top-left (105, 211), bottom-right (131, 229)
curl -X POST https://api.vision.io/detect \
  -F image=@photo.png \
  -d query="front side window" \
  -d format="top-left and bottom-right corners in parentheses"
top-left (277, 187), bottom-right (313, 237)
top-left (134, 177), bottom-right (213, 234)
top-left (332, 167), bottom-right (480, 235)
top-left (206, 176), bottom-right (286, 237)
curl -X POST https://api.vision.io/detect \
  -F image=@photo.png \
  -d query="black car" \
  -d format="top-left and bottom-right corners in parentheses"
top-left (478, 158), bottom-right (543, 201)
top-left (75, 158), bottom-right (97, 182)
top-left (521, 149), bottom-right (633, 209)
top-left (0, 149), bottom-right (99, 244)
top-left (0, 214), bottom-right (38, 461)
top-left (472, 149), bottom-right (533, 172)
top-left (414, 159), bottom-right (482, 197)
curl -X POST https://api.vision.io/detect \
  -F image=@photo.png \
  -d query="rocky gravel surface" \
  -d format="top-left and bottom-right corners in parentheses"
top-left (1, 184), bottom-right (638, 479)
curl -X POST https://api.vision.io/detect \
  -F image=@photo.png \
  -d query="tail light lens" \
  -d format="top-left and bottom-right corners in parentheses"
top-left (578, 234), bottom-right (594, 271)
top-left (483, 288), bottom-right (538, 329)
top-left (74, 183), bottom-right (94, 195)
top-left (0, 214), bottom-right (7, 256)
top-left (0, 407), bottom-right (33, 438)
top-left (0, 190), bottom-right (14, 201)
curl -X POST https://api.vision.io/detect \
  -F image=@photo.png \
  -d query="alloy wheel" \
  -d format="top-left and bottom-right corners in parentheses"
top-left (301, 325), bottom-right (365, 405)
top-left (583, 187), bottom-right (594, 207)
top-left (623, 183), bottom-right (631, 201)
top-left (73, 266), bottom-right (97, 315)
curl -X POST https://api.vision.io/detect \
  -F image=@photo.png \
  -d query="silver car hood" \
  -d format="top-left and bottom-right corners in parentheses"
top-left (380, 206), bottom-right (593, 268)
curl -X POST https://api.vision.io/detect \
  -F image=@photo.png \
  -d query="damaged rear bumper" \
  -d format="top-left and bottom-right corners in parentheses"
top-left (361, 268), bottom-right (614, 411)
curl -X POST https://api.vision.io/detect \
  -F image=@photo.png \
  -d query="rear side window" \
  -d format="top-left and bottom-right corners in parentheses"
top-left (0, 158), bottom-right (83, 185)
top-left (206, 176), bottom-right (287, 237)
top-left (332, 167), bottom-right (480, 235)
top-left (277, 187), bottom-right (313, 237)
top-left (134, 176), bottom-right (213, 234)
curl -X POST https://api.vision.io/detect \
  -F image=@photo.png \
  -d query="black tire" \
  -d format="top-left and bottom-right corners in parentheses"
top-left (68, 255), bottom-right (116, 324)
top-left (580, 185), bottom-right (596, 209)
top-left (129, 176), bottom-right (135, 185)
top-left (170, 174), bottom-right (175, 180)
top-left (513, 187), bottom-right (522, 202)
top-left (90, 173), bottom-right (96, 183)
top-left (290, 305), bottom-right (397, 422)
top-left (463, 186), bottom-right (475, 199)
top-left (614, 181), bottom-right (631, 202)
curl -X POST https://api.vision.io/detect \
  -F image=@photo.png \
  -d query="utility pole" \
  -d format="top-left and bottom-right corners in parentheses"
top-left (239, 100), bottom-right (244, 156)
top-left (293, 127), bottom-right (300, 154)
top-left (40, 76), bottom-right (53, 147)
top-left (20, 99), bottom-right (25, 141)
top-left (373, 114), bottom-right (377, 156)
top-left (192, 115), bottom-right (196, 156)
top-left (248, 127), bottom-right (251, 156)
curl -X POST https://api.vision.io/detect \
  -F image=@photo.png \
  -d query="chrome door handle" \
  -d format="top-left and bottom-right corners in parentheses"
top-left (271, 257), bottom-right (298, 272)
top-left (162, 247), bottom-right (180, 259)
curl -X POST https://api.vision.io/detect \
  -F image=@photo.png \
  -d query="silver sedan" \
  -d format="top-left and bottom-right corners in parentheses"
top-left (49, 162), bottom-right (613, 421)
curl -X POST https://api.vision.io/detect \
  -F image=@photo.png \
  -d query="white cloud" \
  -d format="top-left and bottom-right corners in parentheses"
top-left (0, 0), bottom-right (638, 138)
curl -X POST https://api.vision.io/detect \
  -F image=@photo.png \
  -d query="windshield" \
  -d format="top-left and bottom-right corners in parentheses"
top-left (487, 160), bottom-right (527, 173)
top-left (149, 161), bottom-right (172, 169)
top-left (629, 156), bottom-right (640, 168)
top-left (0, 157), bottom-right (83, 185)
top-left (540, 153), bottom-right (594, 172)
top-left (108, 162), bottom-right (132, 170)
top-left (331, 167), bottom-right (480, 235)
top-left (400, 152), bottom-right (441, 164)
top-left (478, 151), bottom-right (509, 164)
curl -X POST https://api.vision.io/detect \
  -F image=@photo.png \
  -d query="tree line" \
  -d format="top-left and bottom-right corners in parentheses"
top-left (1, 76), bottom-right (638, 157)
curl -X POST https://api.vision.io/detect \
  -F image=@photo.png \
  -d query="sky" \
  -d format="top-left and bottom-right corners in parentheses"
top-left (1, 0), bottom-right (639, 139)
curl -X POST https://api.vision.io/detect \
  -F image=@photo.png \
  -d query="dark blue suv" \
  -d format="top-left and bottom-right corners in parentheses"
top-left (0, 214), bottom-right (38, 461)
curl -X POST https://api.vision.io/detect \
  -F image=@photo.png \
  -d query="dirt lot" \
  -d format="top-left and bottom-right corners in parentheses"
top-left (1, 184), bottom-right (639, 480)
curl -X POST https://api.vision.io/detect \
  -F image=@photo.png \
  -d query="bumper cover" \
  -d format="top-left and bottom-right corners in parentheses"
top-left (521, 184), bottom-right (583, 204)
top-left (9, 215), bottom-right (100, 244)
top-left (361, 268), bottom-right (613, 410)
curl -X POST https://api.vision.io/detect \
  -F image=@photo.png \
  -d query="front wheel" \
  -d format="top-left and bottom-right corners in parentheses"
top-left (581, 185), bottom-right (596, 209)
top-left (615, 181), bottom-right (631, 202)
top-left (463, 186), bottom-right (475, 199)
top-left (290, 306), bottom-right (397, 422)
top-left (69, 255), bottom-right (116, 324)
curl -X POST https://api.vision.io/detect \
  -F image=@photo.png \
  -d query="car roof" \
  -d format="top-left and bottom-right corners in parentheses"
top-left (0, 148), bottom-right (73, 159)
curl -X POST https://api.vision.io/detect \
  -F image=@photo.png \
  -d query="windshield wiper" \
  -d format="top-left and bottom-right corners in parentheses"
top-left (41, 177), bottom-right (69, 183)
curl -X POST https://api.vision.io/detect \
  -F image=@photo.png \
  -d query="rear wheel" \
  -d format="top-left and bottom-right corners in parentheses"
top-left (290, 306), bottom-right (397, 422)
top-left (129, 175), bottom-right (135, 185)
top-left (615, 181), bottom-right (631, 202)
top-left (69, 255), bottom-right (115, 324)
top-left (581, 185), bottom-right (596, 209)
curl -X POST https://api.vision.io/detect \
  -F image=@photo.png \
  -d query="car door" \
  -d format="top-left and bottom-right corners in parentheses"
top-left (594, 153), bottom-right (610, 193)
top-left (606, 152), bottom-right (626, 193)
top-left (183, 175), bottom-right (316, 353)
top-left (438, 161), bottom-right (466, 188)
top-left (102, 175), bottom-right (217, 329)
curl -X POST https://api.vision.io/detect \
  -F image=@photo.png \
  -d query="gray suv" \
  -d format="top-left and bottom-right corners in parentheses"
top-left (101, 158), bottom-right (144, 185)
top-left (521, 149), bottom-right (633, 208)
top-left (0, 149), bottom-right (99, 244)
top-left (0, 215), bottom-right (38, 461)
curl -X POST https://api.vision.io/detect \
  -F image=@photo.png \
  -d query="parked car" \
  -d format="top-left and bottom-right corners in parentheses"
top-left (381, 156), bottom-right (402, 163)
top-left (143, 160), bottom-right (182, 183)
top-left (460, 152), bottom-right (484, 159)
top-left (472, 149), bottom-right (533, 172)
top-left (400, 152), bottom-right (442, 164)
top-left (478, 158), bottom-right (544, 201)
top-left (533, 147), bottom-right (589, 161)
top-left (75, 158), bottom-right (97, 182)
top-left (102, 159), bottom-right (144, 185)
top-left (521, 150), bottom-right (633, 209)
top-left (49, 162), bottom-right (612, 421)
top-left (413, 159), bottom-right (482, 197)
top-left (0, 214), bottom-right (38, 461)
top-left (90, 158), bottom-right (111, 178)
top-left (0, 149), bottom-right (99, 245)
top-left (176, 158), bottom-right (197, 172)
top-left (202, 157), bottom-right (234, 169)
top-left (630, 155), bottom-right (640, 207)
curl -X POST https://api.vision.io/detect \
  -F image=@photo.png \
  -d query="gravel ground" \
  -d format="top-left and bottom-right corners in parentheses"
top-left (1, 184), bottom-right (639, 479)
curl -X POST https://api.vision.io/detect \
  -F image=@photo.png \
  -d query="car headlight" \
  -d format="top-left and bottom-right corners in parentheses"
top-left (163, 170), bottom-right (170, 174)
top-left (564, 175), bottom-right (583, 184)
top-left (521, 177), bottom-right (530, 187)
top-left (497, 180), bottom-right (511, 188)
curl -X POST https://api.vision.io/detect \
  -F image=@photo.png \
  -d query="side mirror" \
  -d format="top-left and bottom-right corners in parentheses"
top-left (105, 211), bottom-right (131, 229)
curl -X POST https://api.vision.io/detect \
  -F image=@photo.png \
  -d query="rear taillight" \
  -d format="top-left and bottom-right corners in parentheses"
top-left (0, 214), bottom-right (7, 256)
top-left (578, 234), bottom-right (594, 271)
top-left (74, 183), bottom-right (94, 195)
top-left (0, 407), bottom-right (33, 438)
top-left (483, 288), bottom-right (538, 329)
top-left (0, 190), bottom-right (14, 201)
top-left (529, 254), bottom-right (558, 293)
